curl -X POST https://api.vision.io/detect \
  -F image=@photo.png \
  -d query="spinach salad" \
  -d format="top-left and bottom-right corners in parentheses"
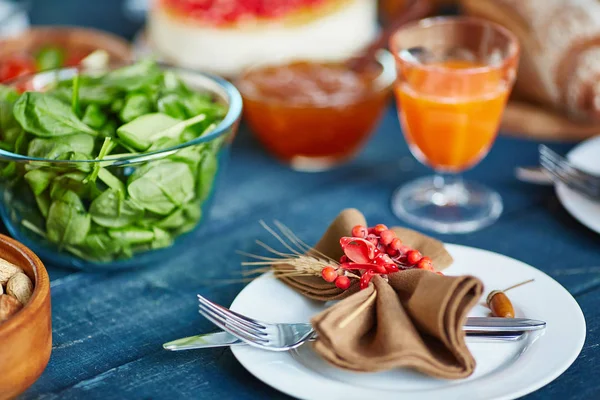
top-left (0, 60), bottom-right (229, 262)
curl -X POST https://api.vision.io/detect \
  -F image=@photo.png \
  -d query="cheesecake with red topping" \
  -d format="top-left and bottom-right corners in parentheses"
top-left (148, 0), bottom-right (378, 76)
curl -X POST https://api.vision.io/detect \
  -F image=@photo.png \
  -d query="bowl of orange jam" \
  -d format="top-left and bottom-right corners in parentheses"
top-left (236, 51), bottom-right (395, 171)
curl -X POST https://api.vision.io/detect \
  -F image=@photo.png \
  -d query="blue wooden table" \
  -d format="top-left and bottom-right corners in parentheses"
top-left (15, 1), bottom-right (600, 399)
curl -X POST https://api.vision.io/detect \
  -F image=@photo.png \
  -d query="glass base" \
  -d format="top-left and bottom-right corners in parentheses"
top-left (286, 153), bottom-right (356, 172)
top-left (391, 175), bottom-right (503, 234)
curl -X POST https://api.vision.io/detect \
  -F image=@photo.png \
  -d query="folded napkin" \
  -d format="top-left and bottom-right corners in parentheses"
top-left (274, 208), bottom-right (483, 379)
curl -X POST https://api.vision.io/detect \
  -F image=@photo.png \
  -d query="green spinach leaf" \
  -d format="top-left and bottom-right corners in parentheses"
top-left (81, 232), bottom-right (122, 262)
top-left (151, 227), bottom-right (172, 249)
top-left (46, 192), bottom-right (91, 247)
top-left (50, 172), bottom-right (88, 200)
top-left (117, 113), bottom-right (206, 151)
top-left (127, 160), bottom-right (195, 215)
top-left (116, 113), bottom-right (180, 151)
top-left (89, 189), bottom-right (144, 228)
top-left (82, 104), bottom-right (107, 129)
top-left (35, 192), bottom-right (51, 218)
top-left (157, 94), bottom-right (188, 119)
top-left (120, 93), bottom-right (152, 123)
top-left (102, 60), bottom-right (162, 91)
top-left (97, 167), bottom-right (125, 193)
top-left (24, 169), bottom-right (57, 195)
top-left (108, 226), bottom-right (155, 245)
top-left (13, 92), bottom-right (97, 137)
top-left (51, 84), bottom-right (119, 106)
top-left (197, 152), bottom-right (218, 201)
top-left (27, 134), bottom-right (95, 159)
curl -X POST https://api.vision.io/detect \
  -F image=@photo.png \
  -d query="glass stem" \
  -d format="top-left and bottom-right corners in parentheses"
top-left (432, 173), bottom-right (469, 206)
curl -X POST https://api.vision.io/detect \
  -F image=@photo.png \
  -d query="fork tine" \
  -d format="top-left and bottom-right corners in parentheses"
top-left (198, 304), bottom-right (269, 343)
top-left (539, 150), bottom-right (588, 183)
top-left (540, 157), bottom-right (600, 198)
top-left (539, 153), bottom-right (578, 182)
top-left (197, 302), bottom-right (267, 340)
top-left (198, 307), bottom-right (267, 344)
top-left (540, 145), bottom-right (600, 188)
top-left (540, 155), bottom-right (582, 186)
top-left (197, 295), bottom-right (266, 331)
top-left (540, 153), bottom-right (600, 191)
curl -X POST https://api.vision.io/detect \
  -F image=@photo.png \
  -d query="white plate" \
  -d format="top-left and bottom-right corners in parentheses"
top-left (230, 244), bottom-right (586, 400)
top-left (556, 135), bottom-right (600, 234)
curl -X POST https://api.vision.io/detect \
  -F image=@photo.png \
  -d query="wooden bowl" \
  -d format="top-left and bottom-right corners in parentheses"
top-left (0, 26), bottom-right (132, 64)
top-left (0, 234), bottom-right (51, 399)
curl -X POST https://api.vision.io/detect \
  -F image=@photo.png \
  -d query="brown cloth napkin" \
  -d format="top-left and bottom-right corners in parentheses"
top-left (276, 208), bottom-right (454, 301)
top-left (274, 208), bottom-right (483, 379)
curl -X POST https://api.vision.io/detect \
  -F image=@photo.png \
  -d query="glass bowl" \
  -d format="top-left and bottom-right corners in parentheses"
top-left (236, 50), bottom-right (395, 172)
top-left (0, 64), bottom-right (242, 270)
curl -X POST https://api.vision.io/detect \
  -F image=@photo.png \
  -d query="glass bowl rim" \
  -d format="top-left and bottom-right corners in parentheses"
top-left (389, 16), bottom-right (520, 75)
top-left (0, 62), bottom-right (243, 166)
top-left (234, 49), bottom-right (396, 109)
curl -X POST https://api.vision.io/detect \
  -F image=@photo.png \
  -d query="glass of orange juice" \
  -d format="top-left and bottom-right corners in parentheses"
top-left (389, 17), bottom-right (519, 233)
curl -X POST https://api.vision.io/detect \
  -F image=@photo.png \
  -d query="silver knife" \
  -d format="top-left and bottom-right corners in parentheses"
top-left (163, 317), bottom-right (546, 351)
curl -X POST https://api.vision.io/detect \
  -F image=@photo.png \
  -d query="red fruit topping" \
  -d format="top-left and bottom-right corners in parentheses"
top-left (366, 234), bottom-right (379, 246)
top-left (386, 246), bottom-right (398, 256)
top-left (379, 229), bottom-right (396, 245)
top-left (340, 237), bottom-right (376, 263)
top-left (321, 266), bottom-right (338, 282)
top-left (351, 225), bottom-right (368, 238)
top-left (339, 255), bottom-right (349, 264)
top-left (398, 245), bottom-right (412, 255)
top-left (335, 275), bottom-right (351, 290)
top-left (406, 250), bottom-right (422, 265)
top-left (417, 257), bottom-right (434, 271)
top-left (372, 224), bottom-right (388, 235)
top-left (390, 238), bottom-right (403, 251)
top-left (360, 270), bottom-right (375, 289)
top-left (161, 0), bottom-right (328, 25)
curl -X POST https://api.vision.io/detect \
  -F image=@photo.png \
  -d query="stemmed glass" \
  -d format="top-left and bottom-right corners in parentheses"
top-left (389, 17), bottom-right (520, 233)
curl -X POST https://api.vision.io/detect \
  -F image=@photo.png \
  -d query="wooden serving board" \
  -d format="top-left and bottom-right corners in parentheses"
top-left (501, 100), bottom-right (600, 142)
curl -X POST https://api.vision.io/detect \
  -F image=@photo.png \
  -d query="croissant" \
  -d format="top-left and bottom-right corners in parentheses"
top-left (462, 0), bottom-right (600, 122)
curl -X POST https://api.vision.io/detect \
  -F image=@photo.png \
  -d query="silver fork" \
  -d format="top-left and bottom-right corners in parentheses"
top-left (196, 295), bottom-right (547, 352)
top-left (539, 145), bottom-right (600, 199)
top-left (197, 294), bottom-right (315, 351)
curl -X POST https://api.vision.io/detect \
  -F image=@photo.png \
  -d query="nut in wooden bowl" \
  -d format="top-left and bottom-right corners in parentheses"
top-left (0, 234), bottom-right (51, 399)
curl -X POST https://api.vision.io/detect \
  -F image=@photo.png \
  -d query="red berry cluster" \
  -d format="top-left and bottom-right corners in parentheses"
top-left (320, 223), bottom-right (435, 291)
top-left (352, 224), bottom-right (434, 272)
top-left (321, 266), bottom-right (351, 290)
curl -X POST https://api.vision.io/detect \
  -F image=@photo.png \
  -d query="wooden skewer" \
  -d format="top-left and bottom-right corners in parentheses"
top-left (502, 278), bottom-right (535, 292)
